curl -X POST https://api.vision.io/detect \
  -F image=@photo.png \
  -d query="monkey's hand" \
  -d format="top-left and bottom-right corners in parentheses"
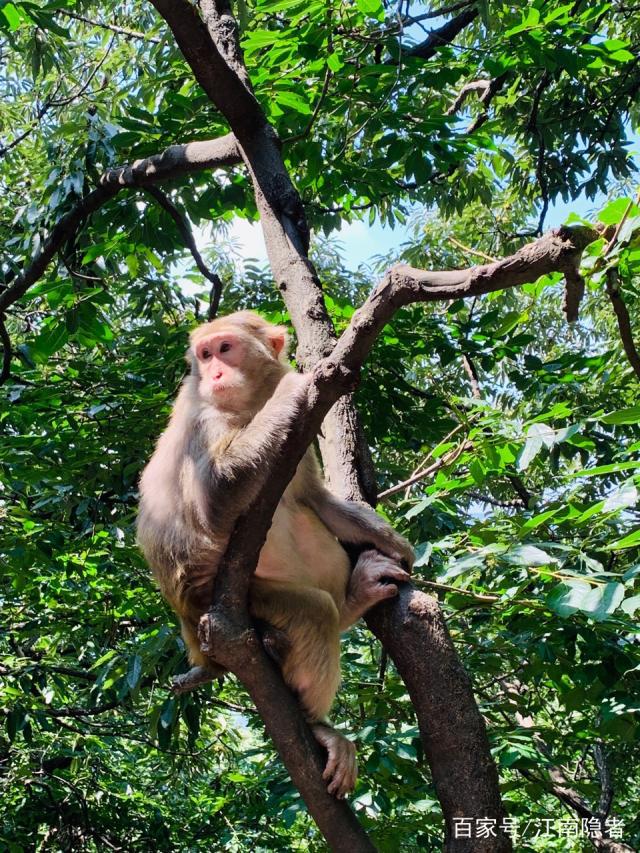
top-left (311, 723), bottom-right (357, 799)
top-left (341, 549), bottom-right (411, 628)
top-left (275, 369), bottom-right (313, 398)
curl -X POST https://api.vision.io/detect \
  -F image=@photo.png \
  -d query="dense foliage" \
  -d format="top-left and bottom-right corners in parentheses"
top-left (1, 1), bottom-right (639, 851)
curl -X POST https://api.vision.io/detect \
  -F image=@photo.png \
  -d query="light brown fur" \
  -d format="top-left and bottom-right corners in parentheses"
top-left (137, 311), bottom-right (413, 797)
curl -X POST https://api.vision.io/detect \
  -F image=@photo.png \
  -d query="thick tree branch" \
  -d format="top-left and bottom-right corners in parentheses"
top-left (520, 762), bottom-right (634, 853)
top-left (101, 134), bottom-right (241, 186)
top-left (330, 226), bottom-right (599, 374)
top-left (145, 186), bottom-right (224, 318)
top-left (201, 224), bottom-right (604, 850)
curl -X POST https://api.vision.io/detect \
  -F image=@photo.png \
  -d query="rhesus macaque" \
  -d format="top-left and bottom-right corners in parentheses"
top-left (137, 311), bottom-right (413, 798)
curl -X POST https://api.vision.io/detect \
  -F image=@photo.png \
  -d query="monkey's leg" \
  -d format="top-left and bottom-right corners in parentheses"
top-left (250, 579), bottom-right (357, 799)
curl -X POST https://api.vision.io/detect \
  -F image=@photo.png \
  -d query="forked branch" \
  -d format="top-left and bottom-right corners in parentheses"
top-left (0, 134), bottom-right (241, 316)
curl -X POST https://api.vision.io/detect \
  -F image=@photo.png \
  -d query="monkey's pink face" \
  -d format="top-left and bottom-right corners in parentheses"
top-left (194, 332), bottom-right (249, 406)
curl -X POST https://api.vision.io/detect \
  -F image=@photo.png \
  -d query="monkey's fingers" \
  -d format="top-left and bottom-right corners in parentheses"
top-left (373, 563), bottom-right (411, 584)
top-left (324, 742), bottom-right (357, 799)
top-left (313, 725), bottom-right (357, 799)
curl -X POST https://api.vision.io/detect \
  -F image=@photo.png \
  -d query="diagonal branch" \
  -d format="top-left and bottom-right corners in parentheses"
top-left (145, 186), bottom-right (224, 318)
top-left (330, 225), bottom-right (600, 374)
top-left (406, 6), bottom-right (479, 59)
top-left (204, 225), bottom-right (603, 852)
top-left (605, 268), bottom-right (640, 380)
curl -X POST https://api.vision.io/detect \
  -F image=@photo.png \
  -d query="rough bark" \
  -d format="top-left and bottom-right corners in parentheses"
top-left (365, 588), bottom-right (509, 853)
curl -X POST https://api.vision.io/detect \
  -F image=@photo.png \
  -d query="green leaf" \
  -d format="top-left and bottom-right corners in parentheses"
top-left (126, 654), bottom-right (143, 690)
top-left (621, 595), bottom-right (640, 617)
top-left (606, 528), bottom-right (640, 551)
top-left (1, 3), bottom-right (22, 30)
top-left (597, 198), bottom-right (638, 226)
top-left (504, 545), bottom-right (558, 566)
top-left (355, 0), bottom-right (385, 21)
top-left (275, 91), bottom-right (312, 114)
top-left (600, 406), bottom-right (640, 425)
top-left (583, 582), bottom-right (625, 621)
top-left (31, 323), bottom-right (69, 361)
top-left (547, 579), bottom-right (592, 616)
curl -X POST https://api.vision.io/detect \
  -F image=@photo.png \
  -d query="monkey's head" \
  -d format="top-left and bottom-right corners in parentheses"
top-left (188, 311), bottom-right (289, 412)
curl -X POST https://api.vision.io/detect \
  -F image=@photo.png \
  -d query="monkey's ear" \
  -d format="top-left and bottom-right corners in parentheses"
top-left (266, 326), bottom-right (288, 357)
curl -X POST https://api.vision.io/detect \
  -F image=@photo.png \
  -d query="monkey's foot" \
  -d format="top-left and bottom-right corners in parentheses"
top-left (254, 620), bottom-right (291, 667)
top-left (171, 664), bottom-right (224, 695)
top-left (311, 724), bottom-right (357, 799)
top-left (345, 550), bottom-right (411, 624)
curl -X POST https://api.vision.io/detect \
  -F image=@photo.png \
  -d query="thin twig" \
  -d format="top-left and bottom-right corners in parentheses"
top-left (57, 9), bottom-right (161, 43)
top-left (604, 191), bottom-right (639, 255)
top-left (449, 235), bottom-right (497, 263)
top-left (379, 440), bottom-right (472, 499)
top-left (461, 353), bottom-right (481, 399)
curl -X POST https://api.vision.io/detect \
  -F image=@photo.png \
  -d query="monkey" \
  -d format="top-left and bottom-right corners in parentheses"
top-left (137, 310), bottom-right (413, 798)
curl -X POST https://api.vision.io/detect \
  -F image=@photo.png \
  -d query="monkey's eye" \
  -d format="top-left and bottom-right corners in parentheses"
top-left (219, 341), bottom-right (232, 354)
top-left (201, 348), bottom-right (212, 360)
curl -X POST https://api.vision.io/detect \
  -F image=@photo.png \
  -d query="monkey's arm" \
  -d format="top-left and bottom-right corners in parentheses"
top-left (206, 371), bottom-right (310, 506)
top-left (304, 487), bottom-right (414, 567)
top-left (338, 549), bottom-right (411, 631)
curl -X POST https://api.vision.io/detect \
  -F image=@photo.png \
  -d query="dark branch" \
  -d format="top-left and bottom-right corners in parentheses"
top-left (563, 265), bottom-right (586, 323)
top-left (0, 313), bottom-right (11, 385)
top-left (606, 268), bottom-right (640, 380)
top-left (145, 186), bottom-right (224, 318)
top-left (406, 7), bottom-right (479, 59)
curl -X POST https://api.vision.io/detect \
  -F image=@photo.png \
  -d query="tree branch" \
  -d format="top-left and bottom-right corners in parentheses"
top-left (101, 134), bottom-right (241, 186)
top-left (145, 186), bottom-right (224, 318)
top-left (0, 134), bottom-right (241, 315)
top-left (57, 9), bottom-right (162, 43)
top-left (0, 313), bottom-right (11, 385)
top-left (406, 7), bottom-right (479, 60)
top-left (446, 79), bottom-right (490, 115)
top-left (329, 225), bottom-right (600, 374)
top-left (606, 267), bottom-right (640, 380)
top-left (378, 440), bottom-right (472, 499)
